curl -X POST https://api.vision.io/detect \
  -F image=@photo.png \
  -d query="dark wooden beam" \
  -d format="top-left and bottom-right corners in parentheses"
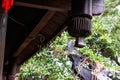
top-left (14, 0), bottom-right (71, 12)
top-left (14, 0), bottom-right (104, 14)
top-left (15, 12), bottom-right (68, 65)
top-left (0, 4), bottom-right (8, 80)
top-left (13, 11), bottom-right (56, 57)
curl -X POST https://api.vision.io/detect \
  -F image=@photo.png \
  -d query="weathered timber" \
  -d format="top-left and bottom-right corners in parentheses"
top-left (15, 12), bottom-right (68, 65)
top-left (13, 11), bottom-right (55, 57)
top-left (14, 0), bottom-right (71, 12)
top-left (14, 0), bottom-right (104, 14)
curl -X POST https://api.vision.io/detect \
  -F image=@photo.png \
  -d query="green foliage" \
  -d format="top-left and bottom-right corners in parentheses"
top-left (52, 32), bottom-right (70, 51)
top-left (19, 48), bottom-right (74, 80)
top-left (82, 0), bottom-right (120, 66)
top-left (19, 0), bottom-right (120, 79)
top-left (79, 0), bottom-right (120, 68)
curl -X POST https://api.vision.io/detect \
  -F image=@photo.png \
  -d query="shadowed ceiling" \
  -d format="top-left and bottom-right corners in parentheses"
top-left (4, 0), bottom-right (71, 68)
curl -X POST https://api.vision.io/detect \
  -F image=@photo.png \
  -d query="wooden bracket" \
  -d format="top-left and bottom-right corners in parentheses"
top-left (13, 11), bottom-right (55, 58)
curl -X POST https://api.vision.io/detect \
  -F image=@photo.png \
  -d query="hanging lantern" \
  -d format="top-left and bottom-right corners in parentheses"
top-left (68, 0), bottom-right (104, 48)
top-left (68, 0), bottom-right (92, 38)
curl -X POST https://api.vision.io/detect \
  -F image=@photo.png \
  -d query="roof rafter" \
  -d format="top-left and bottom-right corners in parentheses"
top-left (13, 10), bottom-right (56, 57)
top-left (14, 0), bottom-right (71, 12)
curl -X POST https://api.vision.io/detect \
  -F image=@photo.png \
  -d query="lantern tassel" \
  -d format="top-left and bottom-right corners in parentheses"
top-left (2, 0), bottom-right (14, 13)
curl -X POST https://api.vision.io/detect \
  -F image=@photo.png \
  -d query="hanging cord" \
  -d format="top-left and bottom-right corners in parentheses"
top-left (8, 16), bottom-right (29, 37)
top-left (8, 16), bottom-right (25, 26)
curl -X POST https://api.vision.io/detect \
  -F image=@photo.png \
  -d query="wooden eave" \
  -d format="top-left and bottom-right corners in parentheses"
top-left (4, 0), bottom-right (71, 69)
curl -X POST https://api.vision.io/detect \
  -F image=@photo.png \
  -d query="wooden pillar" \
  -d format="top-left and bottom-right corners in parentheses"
top-left (0, 0), bottom-right (8, 80)
top-left (9, 65), bottom-right (20, 80)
